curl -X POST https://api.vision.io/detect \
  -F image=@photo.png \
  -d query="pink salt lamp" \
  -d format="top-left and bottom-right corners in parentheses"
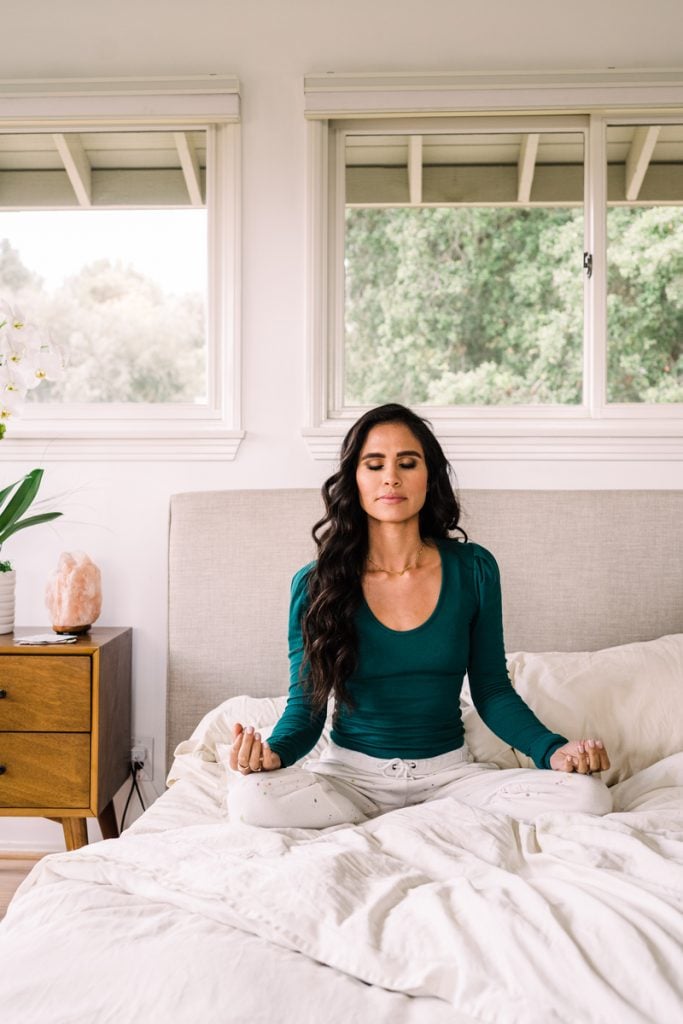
top-left (45, 551), bottom-right (102, 635)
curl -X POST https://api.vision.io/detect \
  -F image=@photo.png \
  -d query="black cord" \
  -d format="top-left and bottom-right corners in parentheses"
top-left (120, 760), bottom-right (147, 832)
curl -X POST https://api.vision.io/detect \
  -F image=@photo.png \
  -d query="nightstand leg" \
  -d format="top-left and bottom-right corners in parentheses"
top-left (97, 799), bottom-right (120, 840)
top-left (61, 817), bottom-right (88, 851)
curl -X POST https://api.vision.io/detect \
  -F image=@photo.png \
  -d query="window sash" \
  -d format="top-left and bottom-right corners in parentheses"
top-left (334, 114), bottom-right (588, 412)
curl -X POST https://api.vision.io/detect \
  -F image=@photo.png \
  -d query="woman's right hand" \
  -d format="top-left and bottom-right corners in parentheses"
top-left (230, 723), bottom-right (282, 775)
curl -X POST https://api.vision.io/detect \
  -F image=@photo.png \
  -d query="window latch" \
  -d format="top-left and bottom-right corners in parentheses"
top-left (583, 251), bottom-right (593, 278)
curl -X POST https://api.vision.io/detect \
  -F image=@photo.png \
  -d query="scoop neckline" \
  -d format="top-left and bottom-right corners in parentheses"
top-left (361, 538), bottom-right (446, 635)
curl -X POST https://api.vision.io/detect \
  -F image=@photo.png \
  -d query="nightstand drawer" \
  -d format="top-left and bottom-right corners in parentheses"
top-left (0, 733), bottom-right (90, 807)
top-left (0, 656), bottom-right (91, 730)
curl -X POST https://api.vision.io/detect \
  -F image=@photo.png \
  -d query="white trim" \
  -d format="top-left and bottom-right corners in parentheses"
top-left (0, 75), bottom-right (240, 123)
top-left (226, 124), bottom-right (243, 435)
top-left (586, 114), bottom-right (607, 412)
top-left (305, 69), bottom-right (683, 90)
top-left (333, 113), bottom-right (589, 135)
top-left (0, 74), bottom-right (240, 95)
top-left (305, 120), bottom-right (329, 428)
top-left (304, 70), bottom-right (683, 118)
top-left (331, 128), bottom-right (346, 413)
top-left (206, 122), bottom-right (243, 439)
top-left (18, 405), bottom-right (225, 423)
top-left (303, 420), bottom-right (683, 462)
top-left (0, 431), bottom-right (245, 462)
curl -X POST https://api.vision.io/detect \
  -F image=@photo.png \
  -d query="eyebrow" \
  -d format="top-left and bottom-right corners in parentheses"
top-left (360, 450), bottom-right (423, 461)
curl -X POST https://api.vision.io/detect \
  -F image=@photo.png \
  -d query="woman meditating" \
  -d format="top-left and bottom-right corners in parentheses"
top-left (228, 403), bottom-right (612, 829)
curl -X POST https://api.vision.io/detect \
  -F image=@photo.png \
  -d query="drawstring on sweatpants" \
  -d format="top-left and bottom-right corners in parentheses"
top-left (382, 759), bottom-right (419, 778)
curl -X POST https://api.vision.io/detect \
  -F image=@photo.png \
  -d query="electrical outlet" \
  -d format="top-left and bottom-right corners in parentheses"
top-left (130, 735), bottom-right (155, 781)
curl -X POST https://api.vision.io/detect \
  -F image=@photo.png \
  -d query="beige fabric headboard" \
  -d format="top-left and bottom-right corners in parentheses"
top-left (166, 489), bottom-right (683, 770)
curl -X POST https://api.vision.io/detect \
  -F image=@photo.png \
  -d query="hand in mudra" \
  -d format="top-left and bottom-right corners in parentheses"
top-left (230, 723), bottom-right (282, 775)
top-left (549, 738), bottom-right (611, 775)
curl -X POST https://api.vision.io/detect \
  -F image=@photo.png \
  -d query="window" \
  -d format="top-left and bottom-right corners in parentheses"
top-left (0, 78), bottom-right (242, 459)
top-left (304, 71), bottom-right (683, 460)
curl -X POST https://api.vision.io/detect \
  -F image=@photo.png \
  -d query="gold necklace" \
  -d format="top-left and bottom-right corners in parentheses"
top-left (367, 542), bottom-right (424, 577)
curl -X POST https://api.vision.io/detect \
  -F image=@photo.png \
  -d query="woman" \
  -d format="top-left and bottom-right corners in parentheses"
top-left (227, 403), bottom-right (612, 829)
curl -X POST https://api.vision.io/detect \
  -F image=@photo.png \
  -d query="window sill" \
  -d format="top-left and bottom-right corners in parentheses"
top-left (0, 426), bottom-right (245, 461)
top-left (303, 419), bottom-right (683, 462)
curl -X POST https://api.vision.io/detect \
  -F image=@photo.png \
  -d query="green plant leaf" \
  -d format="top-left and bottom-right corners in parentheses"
top-left (0, 478), bottom-right (21, 512)
top-left (0, 469), bottom-right (44, 540)
top-left (0, 511), bottom-right (62, 545)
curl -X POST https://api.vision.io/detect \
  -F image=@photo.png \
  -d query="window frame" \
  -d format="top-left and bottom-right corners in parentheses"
top-left (0, 76), bottom-right (243, 461)
top-left (303, 71), bottom-right (683, 461)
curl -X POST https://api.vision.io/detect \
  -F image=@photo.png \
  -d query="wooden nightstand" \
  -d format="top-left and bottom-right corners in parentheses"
top-left (0, 627), bottom-right (132, 851)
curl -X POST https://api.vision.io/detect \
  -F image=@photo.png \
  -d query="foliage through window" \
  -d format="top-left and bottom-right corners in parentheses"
top-left (606, 125), bottom-right (683, 404)
top-left (0, 130), bottom-right (208, 407)
top-left (345, 206), bottom-right (584, 406)
top-left (338, 121), bottom-right (683, 410)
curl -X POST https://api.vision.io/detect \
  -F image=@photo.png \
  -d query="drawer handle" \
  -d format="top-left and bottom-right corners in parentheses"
top-left (0, 765), bottom-right (6, 775)
top-left (0, 689), bottom-right (6, 699)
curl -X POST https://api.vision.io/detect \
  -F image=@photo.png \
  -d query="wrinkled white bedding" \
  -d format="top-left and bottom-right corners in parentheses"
top-left (2, 752), bottom-right (683, 1024)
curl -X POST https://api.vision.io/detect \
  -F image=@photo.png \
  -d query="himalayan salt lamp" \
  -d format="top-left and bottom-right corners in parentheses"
top-left (45, 551), bottom-right (102, 635)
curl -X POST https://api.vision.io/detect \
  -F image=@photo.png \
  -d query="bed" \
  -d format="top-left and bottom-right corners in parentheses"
top-left (1, 488), bottom-right (683, 1024)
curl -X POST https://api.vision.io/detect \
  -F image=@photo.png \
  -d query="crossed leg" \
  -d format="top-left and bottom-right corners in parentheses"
top-left (227, 758), bottom-right (612, 829)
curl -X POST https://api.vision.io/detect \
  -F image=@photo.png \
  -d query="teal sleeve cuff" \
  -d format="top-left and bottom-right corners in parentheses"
top-left (539, 737), bottom-right (569, 770)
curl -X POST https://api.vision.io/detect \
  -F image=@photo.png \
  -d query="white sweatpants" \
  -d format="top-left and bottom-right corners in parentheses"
top-left (227, 739), bottom-right (612, 829)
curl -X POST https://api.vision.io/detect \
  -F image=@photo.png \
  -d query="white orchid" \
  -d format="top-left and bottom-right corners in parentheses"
top-left (0, 301), bottom-right (65, 431)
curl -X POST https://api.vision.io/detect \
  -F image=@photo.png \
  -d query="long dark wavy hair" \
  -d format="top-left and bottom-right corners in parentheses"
top-left (300, 403), bottom-right (468, 720)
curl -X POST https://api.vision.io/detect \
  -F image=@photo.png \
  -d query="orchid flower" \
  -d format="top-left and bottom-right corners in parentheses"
top-left (0, 301), bottom-right (65, 430)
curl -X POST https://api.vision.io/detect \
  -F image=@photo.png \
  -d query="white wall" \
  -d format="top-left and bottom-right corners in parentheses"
top-left (2, 0), bottom-right (682, 849)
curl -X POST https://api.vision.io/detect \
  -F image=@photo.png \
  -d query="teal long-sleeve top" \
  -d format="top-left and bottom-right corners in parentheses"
top-left (267, 538), bottom-right (567, 771)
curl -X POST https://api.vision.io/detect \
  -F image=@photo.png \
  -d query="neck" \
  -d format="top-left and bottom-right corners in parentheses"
top-left (366, 523), bottom-right (424, 575)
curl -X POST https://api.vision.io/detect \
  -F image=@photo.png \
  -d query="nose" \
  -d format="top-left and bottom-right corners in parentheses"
top-left (383, 462), bottom-right (401, 487)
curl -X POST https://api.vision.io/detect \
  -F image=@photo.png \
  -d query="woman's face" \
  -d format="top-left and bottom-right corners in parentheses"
top-left (355, 421), bottom-right (428, 527)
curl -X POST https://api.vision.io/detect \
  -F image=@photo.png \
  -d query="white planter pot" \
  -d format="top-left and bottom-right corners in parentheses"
top-left (0, 570), bottom-right (16, 635)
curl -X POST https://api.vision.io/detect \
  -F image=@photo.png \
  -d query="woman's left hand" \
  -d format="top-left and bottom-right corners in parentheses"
top-left (549, 738), bottom-right (611, 774)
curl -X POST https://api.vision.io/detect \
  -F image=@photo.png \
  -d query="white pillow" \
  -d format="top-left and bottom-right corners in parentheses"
top-left (168, 694), bottom-right (334, 785)
top-left (173, 693), bottom-right (288, 761)
top-left (505, 633), bottom-right (683, 786)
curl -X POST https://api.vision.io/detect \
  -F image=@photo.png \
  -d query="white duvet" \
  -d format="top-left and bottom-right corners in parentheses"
top-left (2, 751), bottom-right (683, 1024)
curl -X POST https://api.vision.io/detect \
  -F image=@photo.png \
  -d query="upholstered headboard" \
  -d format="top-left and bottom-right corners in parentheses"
top-left (166, 489), bottom-right (683, 770)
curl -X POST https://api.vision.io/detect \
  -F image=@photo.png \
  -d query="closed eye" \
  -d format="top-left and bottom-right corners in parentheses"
top-left (367, 461), bottom-right (418, 471)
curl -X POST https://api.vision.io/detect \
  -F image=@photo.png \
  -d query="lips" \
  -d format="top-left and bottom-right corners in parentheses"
top-left (378, 495), bottom-right (406, 503)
